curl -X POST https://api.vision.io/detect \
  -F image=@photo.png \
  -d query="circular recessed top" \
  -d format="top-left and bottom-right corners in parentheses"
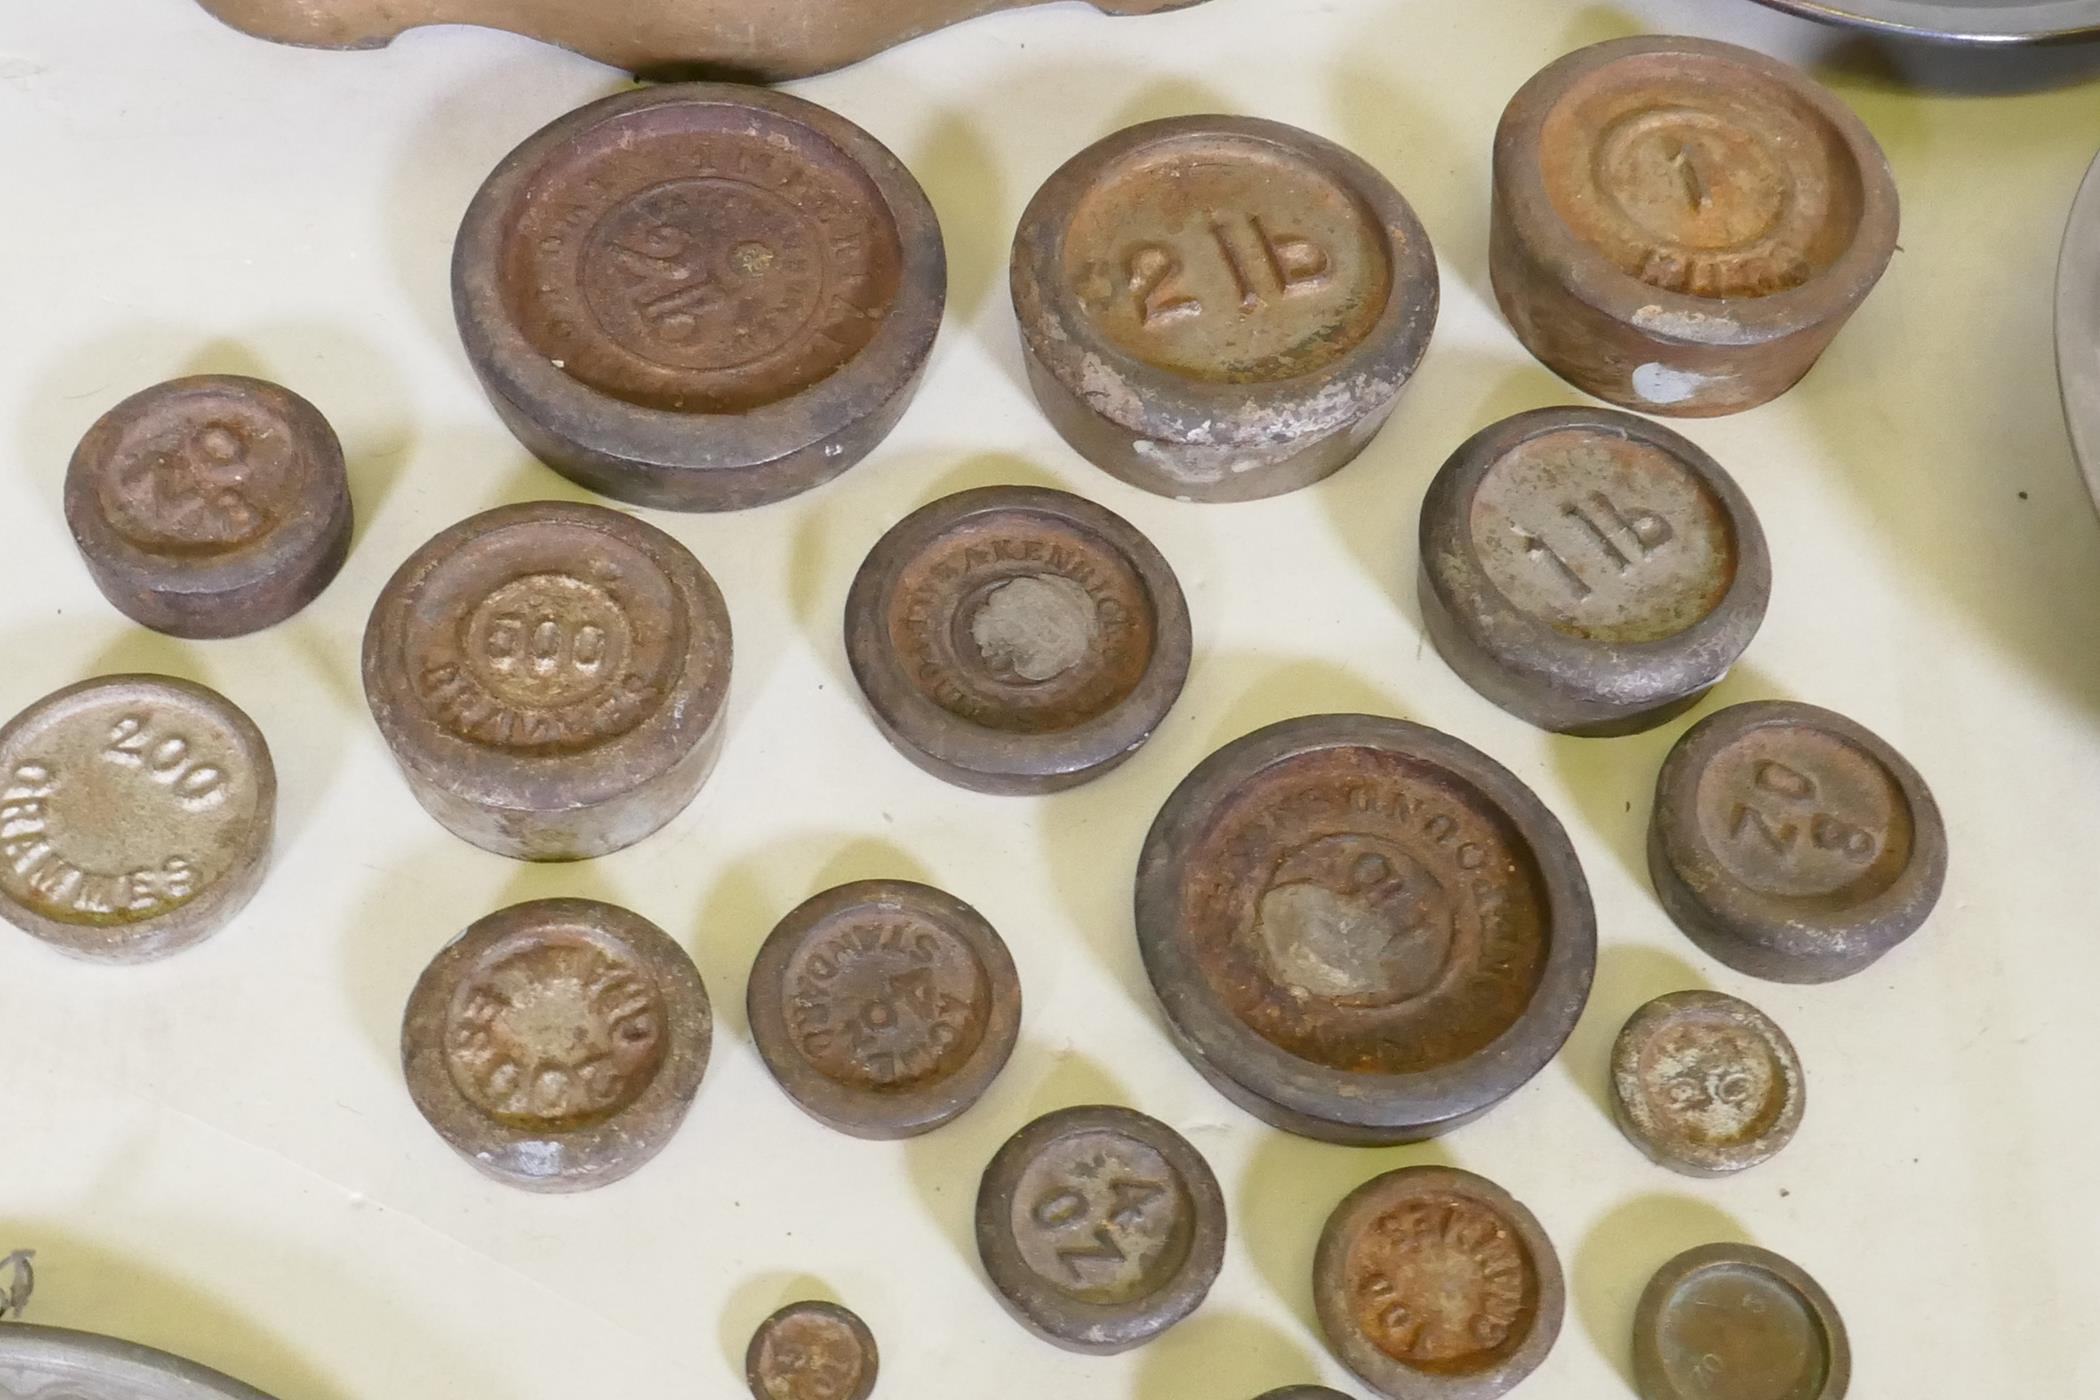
top-left (1750, 0), bottom-right (2100, 44)
top-left (455, 83), bottom-right (946, 510)
top-left (1014, 115), bottom-right (1439, 495)
top-left (747, 879), bottom-right (1022, 1139)
top-left (400, 897), bottom-right (712, 1192)
top-left (64, 376), bottom-right (352, 638)
top-left (2058, 149), bottom-right (2100, 520)
top-left (1499, 36), bottom-right (1897, 345)
top-left (1650, 701), bottom-right (1946, 983)
top-left (1634, 1243), bottom-right (1851, 1400)
top-left (0, 1324), bottom-right (280, 1400)
top-left (1419, 407), bottom-right (1769, 734)
top-left (1611, 990), bottom-right (1805, 1176)
top-left (1137, 715), bottom-right (1596, 1143)
top-left (0, 674), bottom-right (275, 962)
top-left (744, 1301), bottom-right (879, 1400)
top-left (362, 500), bottom-right (732, 851)
top-left (845, 485), bottom-right (1190, 793)
top-left (975, 1104), bottom-right (1227, 1354)
top-left (1315, 1166), bottom-right (1565, 1400)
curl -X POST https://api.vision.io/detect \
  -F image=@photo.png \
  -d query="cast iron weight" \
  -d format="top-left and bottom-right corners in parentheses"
top-left (1633, 1243), bottom-right (1850, 1400)
top-left (748, 879), bottom-right (1022, 1139)
top-left (1418, 406), bottom-right (1770, 736)
top-left (1611, 989), bottom-right (1805, 1177)
top-left (1136, 714), bottom-right (1596, 1144)
top-left (1492, 35), bottom-right (1899, 416)
top-left (1014, 116), bottom-right (1440, 502)
top-left (455, 83), bottom-right (946, 511)
top-left (66, 376), bottom-right (352, 638)
top-left (745, 1301), bottom-right (880, 1400)
top-left (975, 1105), bottom-right (1227, 1354)
top-left (401, 897), bottom-right (713, 1193)
top-left (362, 501), bottom-right (733, 862)
top-left (0, 674), bottom-right (275, 963)
top-left (1649, 700), bottom-right (1946, 983)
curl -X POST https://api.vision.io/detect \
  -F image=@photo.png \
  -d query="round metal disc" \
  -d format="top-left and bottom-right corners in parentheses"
top-left (1750, 0), bottom-right (2100, 44)
top-left (2058, 148), bottom-right (2100, 517)
top-left (0, 1324), bottom-right (278, 1399)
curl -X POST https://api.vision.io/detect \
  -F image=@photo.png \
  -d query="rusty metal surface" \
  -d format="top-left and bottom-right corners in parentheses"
top-left (1649, 700), bottom-right (1947, 984)
top-left (64, 376), bottom-right (352, 639)
top-left (0, 675), bottom-right (275, 963)
top-left (744, 1301), bottom-right (879, 1400)
top-left (1135, 715), bottom-right (1596, 1144)
top-left (191, 0), bottom-right (1214, 80)
top-left (974, 1105), bottom-right (1226, 1355)
top-left (454, 84), bottom-right (946, 511)
top-left (1313, 1165), bottom-right (1565, 1400)
top-left (1633, 1244), bottom-right (1850, 1400)
top-left (0, 1324), bottom-right (280, 1400)
top-left (361, 501), bottom-right (732, 861)
top-left (1013, 116), bottom-right (1439, 502)
top-left (747, 879), bottom-right (1022, 1140)
top-left (400, 897), bottom-right (712, 1192)
top-left (845, 485), bottom-right (1191, 793)
top-left (1610, 989), bottom-right (1805, 1177)
top-left (1419, 407), bottom-right (1770, 736)
top-left (1492, 36), bottom-right (1899, 417)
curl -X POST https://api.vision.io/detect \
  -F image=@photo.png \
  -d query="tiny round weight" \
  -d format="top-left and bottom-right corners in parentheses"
top-left (1136, 714), bottom-right (1596, 1144)
top-left (65, 376), bottom-right (352, 638)
top-left (401, 897), bottom-right (712, 1192)
top-left (454, 84), bottom-right (945, 511)
top-left (1492, 35), bottom-right (1899, 417)
top-left (747, 879), bottom-right (1022, 1138)
top-left (975, 1104), bottom-right (1227, 1354)
top-left (1418, 407), bottom-right (1770, 735)
top-left (1013, 116), bottom-right (1439, 502)
top-left (1611, 990), bottom-right (1804, 1176)
top-left (745, 1301), bottom-right (879, 1400)
top-left (362, 500), bottom-right (733, 861)
top-left (845, 485), bottom-right (1190, 793)
top-left (1633, 1243), bottom-right (1850, 1400)
top-left (1649, 701), bottom-right (1946, 983)
top-left (0, 675), bottom-right (275, 962)
top-left (1314, 1166), bottom-right (1565, 1400)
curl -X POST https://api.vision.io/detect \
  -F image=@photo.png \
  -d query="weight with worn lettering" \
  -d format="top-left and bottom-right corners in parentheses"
top-left (401, 897), bottom-right (712, 1192)
top-left (845, 485), bottom-right (1190, 793)
top-left (0, 675), bottom-right (275, 962)
top-left (1014, 116), bottom-right (1439, 502)
top-left (362, 501), bottom-right (733, 862)
top-left (65, 376), bottom-right (352, 638)
top-left (1419, 407), bottom-right (1770, 735)
top-left (454, 84), bottom-right (945, 511)
top-left (1611, 990), bottom-right (1804, 1176)
top-left (976, 1104), bottom-right (1227, 1354)
top-left (1633, 1244), bottom-right (1850, 1400)
top-left (1649, 701), bottom-right (1945, 983)
top-left (745, 1301), bottom-right (879, 1400)
top-left (1314, 1165), bottom-right (1564, 1400)
top-left (748, 879), bottom-right (1022, 1138)
top-left (1492, 36), bottom-right (1899, 416)
top-left (1137, 715), bottom-right (1596, 1144)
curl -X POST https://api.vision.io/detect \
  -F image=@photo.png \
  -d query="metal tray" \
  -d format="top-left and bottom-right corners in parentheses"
top-left (0, 1325), bottom-right (277, 1400)
top-left (1752, 0), bottom-right (2100, 43)
top-left (2060, 151), bottom-right (2100, 516)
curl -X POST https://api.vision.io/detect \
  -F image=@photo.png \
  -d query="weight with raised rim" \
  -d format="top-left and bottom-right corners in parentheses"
top-left (1492, 35), bottom-right (1899, 417)
top-left (1014, 116), bottom-right (1439, 502)
top-left (454, 84), bottom-right (946, 511)
top-left (1137, 714), bottom-right (1596, 1144)
top-left (1633, 1243), bottom-right (1851, 1400)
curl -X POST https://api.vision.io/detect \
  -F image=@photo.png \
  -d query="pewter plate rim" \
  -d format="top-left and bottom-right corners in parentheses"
top-left (2058, 148), bottom-right (2100, 519)
top-left (1752, 0), bottom-right (2100, 43)
top-left (0, 1323), bottom-right (278, 1399)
